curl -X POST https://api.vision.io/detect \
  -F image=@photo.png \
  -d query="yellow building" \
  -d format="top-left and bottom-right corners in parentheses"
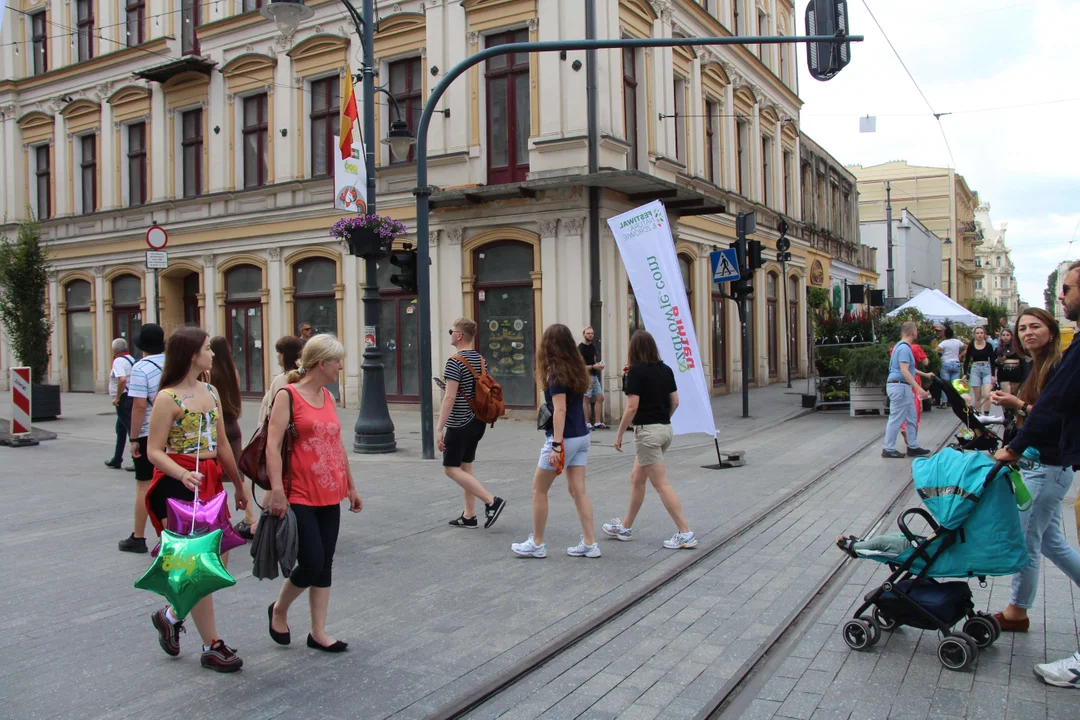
top-left (850, 161), bottom-right (983, 304)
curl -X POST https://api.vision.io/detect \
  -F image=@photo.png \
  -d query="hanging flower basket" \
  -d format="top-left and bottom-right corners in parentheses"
top-left (329, 214), bottom-right (408, 258)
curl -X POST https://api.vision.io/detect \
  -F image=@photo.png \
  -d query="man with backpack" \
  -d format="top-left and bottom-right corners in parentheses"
top-left (437, 317), bottom-right (506, 529)
top-left (118, 324), bottom-right (165, 553)
top-left (105, 338), bottom-right (136, 470)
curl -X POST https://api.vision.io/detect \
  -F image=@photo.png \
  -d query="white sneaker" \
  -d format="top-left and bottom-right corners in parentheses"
top-left (663, 531), bottom-right (699, 549)
top-left (567, 536), bottom-right (601, 558)
top-left (1034, 652), bottom-right (1080, 688)
top-left (602, 519), bottom-right (633, 541)
top-left (511, 534), bottom-right (547, 558)
top-left (586, 422), bottom-right (594, 430)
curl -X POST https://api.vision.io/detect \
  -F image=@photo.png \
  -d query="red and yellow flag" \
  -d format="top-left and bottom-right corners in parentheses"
top-left (339, 65), bottom-right (359, 160)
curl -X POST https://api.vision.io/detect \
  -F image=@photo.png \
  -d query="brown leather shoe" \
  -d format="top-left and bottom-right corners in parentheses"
top-left (993, 611), bottom-right (1029, 632)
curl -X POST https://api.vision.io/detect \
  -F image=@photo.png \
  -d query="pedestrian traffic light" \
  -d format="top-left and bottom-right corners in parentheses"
top-left (389, 244), bottom-right (418, 293)
top-left (746, 240), bottom-right (765, 272)
top-left (805, 0), bottom-right (852, 81)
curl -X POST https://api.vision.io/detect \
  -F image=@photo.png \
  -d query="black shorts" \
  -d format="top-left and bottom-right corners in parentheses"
top-left (147, 476), bottom-right (195, 529)
top-left (442, 418), bottom-right (486, 467)
top-left (133, 436), bottom-right (155, 481)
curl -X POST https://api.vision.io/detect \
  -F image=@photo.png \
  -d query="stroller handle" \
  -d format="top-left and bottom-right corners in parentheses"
top-left (983, 460), bottom-right (1009, 488)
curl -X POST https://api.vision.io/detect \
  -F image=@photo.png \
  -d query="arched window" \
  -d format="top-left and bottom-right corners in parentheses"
top-left (112, 274), bottom-right (142, 359)
top-left (678, 254), bottom-right (694, 324)
top-left (182, 272), bottom-right (200, 326)
top-left (225, 265), bottom-right (264, 395)
top-left (65, 280), bottom-right (94, 391)
top-left (767, 272), bottom-right (779, 377)
top-left (788, 275), bottom-right (800, 377)
top-left (473, 242), bottom-right (535, 407)
top-left (294, 257), bottom-right (339, 400)
top-left (711, 288), bottom-right (726, 385)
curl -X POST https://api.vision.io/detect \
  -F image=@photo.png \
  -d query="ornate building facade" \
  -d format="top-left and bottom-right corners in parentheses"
top-left (973, 204), bottom-right (1021, 317)
top-left (1, 0), bottom-right (877, 415)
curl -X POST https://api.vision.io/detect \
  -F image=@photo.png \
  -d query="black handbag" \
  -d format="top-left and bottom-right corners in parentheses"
top-left (537, 403), bottom-right (553, 433)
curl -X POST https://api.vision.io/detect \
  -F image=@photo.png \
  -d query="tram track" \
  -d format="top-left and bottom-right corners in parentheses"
top-left (424, 419), bottom-right (960, 720)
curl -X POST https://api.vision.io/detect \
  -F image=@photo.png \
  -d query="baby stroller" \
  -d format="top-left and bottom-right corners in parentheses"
top-left (929, 376), bottom-right (1016, 453)
top-left (841, 449), bottom-right (1029, 670)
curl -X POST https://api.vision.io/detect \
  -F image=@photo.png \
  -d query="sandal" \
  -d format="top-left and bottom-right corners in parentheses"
top-left (835, 535), bottom-right (859, 559)
top-left (234, 521), bottom-right (254, 540)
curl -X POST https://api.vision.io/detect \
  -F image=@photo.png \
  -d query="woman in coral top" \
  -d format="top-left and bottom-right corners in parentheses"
top-left (265, 334), bottom-right (362, 653)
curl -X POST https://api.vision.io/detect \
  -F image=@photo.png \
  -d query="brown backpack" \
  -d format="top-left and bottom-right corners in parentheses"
top-left (453, 353), bottom-right (506, 426)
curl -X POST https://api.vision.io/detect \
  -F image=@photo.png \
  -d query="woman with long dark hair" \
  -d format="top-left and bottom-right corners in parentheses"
top-left (510, 324), bottom-right (600, 559)
top-left (145, 327), bottom-right (249, 672)
top-left (266, 334), bottom-right (363, 651)
top-left (604, 330), bottom-right (697, 549)
top-left (989, 308), bottom-right (1080, 632)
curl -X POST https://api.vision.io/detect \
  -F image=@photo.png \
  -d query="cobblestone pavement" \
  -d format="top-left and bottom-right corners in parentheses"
top-left (5, 389), bottom-right (1056, 720)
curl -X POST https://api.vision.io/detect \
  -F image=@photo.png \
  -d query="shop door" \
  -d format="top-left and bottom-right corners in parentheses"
top-left (473, 242), bottom-right (535, 408)
top-left (65, 280), bottom-right (94, 391)
top-left (112, 275), bottom-right (143, 360)
top-left (228, 302), bottom-right (264, 395)
top-left (379, 294), bottom-right (420, 402)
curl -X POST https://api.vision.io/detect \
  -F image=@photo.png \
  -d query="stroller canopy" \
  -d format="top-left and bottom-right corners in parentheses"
top-left (905, 449), bottom-right (1028, 578)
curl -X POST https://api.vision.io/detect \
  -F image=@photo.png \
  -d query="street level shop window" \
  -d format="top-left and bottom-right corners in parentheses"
top-left (112, 275), bottom-right (143, 360)
top-left (474, 242), bottom-right (535, 407)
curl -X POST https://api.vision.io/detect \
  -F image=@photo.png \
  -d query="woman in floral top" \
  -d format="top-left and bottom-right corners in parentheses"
top-left (266, 334), bottom-right (363, 653)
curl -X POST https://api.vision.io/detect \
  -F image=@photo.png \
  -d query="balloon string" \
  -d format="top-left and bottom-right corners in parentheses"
top-left (191, 414), bottom-right (202, 537)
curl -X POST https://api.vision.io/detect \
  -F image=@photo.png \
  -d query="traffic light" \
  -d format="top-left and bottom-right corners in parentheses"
top-left (805, 0), bottom-right (852, 81)
top-left (389, 244), bottom-right (418, 293)
top-left (730, 276), bottom-right (754, 300)
top-left (746, 240), bottom-right (765, 272)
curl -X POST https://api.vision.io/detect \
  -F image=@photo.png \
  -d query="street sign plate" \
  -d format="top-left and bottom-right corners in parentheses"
top-left (710, 249), bottom-right (740, 283)
top-left (146, 225), bottom-right (168, 250)
top-left (146, 250), bottom-right (169, 269)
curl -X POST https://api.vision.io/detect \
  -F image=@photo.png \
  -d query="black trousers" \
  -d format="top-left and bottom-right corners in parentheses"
top-left (111, 395), bottom-right (133, 464)
top-left (290, 504), bottom-right (341, 589)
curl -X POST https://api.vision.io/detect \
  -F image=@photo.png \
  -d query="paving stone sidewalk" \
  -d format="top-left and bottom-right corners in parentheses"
top-left (735, 481), bottom-right (1080, 720)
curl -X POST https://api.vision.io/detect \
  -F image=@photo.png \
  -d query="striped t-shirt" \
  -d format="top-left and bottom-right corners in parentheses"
top-left (127, 353), bottom-right (164, 438)
top-left (444, 350), bottom-right (484, 428)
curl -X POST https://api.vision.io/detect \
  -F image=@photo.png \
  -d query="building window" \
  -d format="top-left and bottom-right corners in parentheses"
top-left (757, 10), bottom-right (768, 61)
top-left (310, 78), bottom-right (339, 178)
top-left (389, 57), bottom-right (422, 164)
top-left (485, 30), bottom-right (530, 185)
top-left (782, 151), bottom-right (792, 215)
top-left (711, 290), bottom-right (726, 385)
top-left (127, 122), bottom-right (147, 206)
top-left (242, 0), bottom-right (263, 10)
top-left (226, 265), bottom-right (265, 395)
top-left (183, 272), bottom-right (200, 326)
top-left (65, 280), bottom-right (94, 392)
top-left (673, 76), bottom-right (686, 163)
top-left (736, 119), bottom-right (749, 196)
top-left (243, 94), bottom-right (269, 189)
top-left (474, 242), bottom-right (536, 407)
top-left (761, 135), bottom-right (772, 206)
top-left (975, 257), bottom-right (982, 268)
top-left (126, 0), bottom-right (144, 45)
top-left (996, 255), bottom-right (1001, 267)
top-left (181, 108), bottom-right (203, 198)
top-left (181, 0), bottom-right (200, 56)
top-left (767, 272), bottom-right (779, 377)
top-left (34, 145), bottom-right (51, 219)
top-left (31, 11), bottom-right (47, 74)
top-left (705, 99), bottom-right (718, 184)
top-left (623, 46), bottom-right (638, 171)
top-left (112, 275), bottom-right (143, 359)
top-left (80, 135), bottom-right (97, 213)
top-left (788, 276), bottom-right (799, 376)
top-left (76, 0), bottom-right (94, 61)
top-left (679, 255), bottom-right (694, 324)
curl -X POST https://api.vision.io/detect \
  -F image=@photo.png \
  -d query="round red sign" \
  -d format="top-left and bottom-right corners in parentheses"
top-left (146, 225), bottom-right (168, 250)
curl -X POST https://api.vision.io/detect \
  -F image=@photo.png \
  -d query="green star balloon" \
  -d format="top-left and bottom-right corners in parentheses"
top-left (134, 529), bottom-right (236, 619)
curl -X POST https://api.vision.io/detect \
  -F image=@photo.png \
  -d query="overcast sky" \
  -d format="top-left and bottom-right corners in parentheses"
top-left (796, 0), bottom-right (1080, 309)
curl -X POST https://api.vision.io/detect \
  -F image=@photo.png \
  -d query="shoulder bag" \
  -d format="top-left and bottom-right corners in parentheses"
top-left (238, 387), bottom-right (296, 493)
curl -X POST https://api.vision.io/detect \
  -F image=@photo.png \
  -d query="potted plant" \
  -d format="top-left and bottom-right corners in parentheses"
top-left (843, 344), bottom-right (890, 417)
top-left (0, 218), bottom-right (61, 420)
top-left (329, 213), bottom-right (408, 258)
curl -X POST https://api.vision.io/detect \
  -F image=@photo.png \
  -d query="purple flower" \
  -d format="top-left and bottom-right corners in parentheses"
top-left (329, 213), bottom-right (409, 241)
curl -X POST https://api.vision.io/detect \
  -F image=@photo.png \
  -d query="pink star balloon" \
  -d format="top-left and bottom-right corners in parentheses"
top-left (150, 491), bottom-right (244, 557)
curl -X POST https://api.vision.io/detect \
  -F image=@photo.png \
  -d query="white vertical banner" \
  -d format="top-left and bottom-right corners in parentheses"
top-left (608, 201), bottom-right (717, 438)
top-left (333, 135), bottom-right (367, 213)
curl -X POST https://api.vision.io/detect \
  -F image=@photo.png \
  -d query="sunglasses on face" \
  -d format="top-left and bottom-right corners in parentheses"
top-left (448, 329), bottom-right (458, 336)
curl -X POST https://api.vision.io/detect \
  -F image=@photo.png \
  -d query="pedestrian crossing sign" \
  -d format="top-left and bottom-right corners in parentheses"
top-left (710, 249), bottom-right (740, 283)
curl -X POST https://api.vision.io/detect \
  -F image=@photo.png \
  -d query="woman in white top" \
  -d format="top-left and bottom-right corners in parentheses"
top-left (935, 325), bottom-right (966, 408)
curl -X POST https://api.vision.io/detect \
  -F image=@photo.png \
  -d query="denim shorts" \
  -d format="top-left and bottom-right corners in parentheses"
top-left (538, 434), bottom-right (590, 470)
top-left (969, 361), bottom-right (992, 387)
top-left (585, 375), bottom-right (603, 398)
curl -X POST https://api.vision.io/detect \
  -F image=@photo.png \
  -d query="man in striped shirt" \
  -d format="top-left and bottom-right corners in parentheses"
top-left (119, 324), bottom-right (165, 554)
top-left (436, 317), bottom-right (506, 530)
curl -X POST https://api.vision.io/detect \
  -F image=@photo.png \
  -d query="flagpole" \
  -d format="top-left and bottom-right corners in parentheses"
top-left (351, 0), bottom-right (396, 454)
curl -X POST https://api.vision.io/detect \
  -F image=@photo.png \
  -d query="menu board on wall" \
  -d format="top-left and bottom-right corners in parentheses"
top-left (485, 316), bottom-right (529, 377)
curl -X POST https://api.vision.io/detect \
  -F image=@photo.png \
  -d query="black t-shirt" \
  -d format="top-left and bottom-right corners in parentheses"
top-left (964, 342), bottom-right (996, 374)
top-left (578, 342), bottom-right (599, 376)
top-left (624, 362), bottom-right (677, 426)
top-left (544, 383), bottom-right (589, 439)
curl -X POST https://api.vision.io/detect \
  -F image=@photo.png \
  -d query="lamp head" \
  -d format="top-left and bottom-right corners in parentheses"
top-left (383, 119), bottom-right (416, 162)
top-left (261, 0), bottom-right (313, 37)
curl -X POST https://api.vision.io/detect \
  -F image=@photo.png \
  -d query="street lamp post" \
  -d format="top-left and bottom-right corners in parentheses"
top-left (262, 0), bottom-right (414, 454)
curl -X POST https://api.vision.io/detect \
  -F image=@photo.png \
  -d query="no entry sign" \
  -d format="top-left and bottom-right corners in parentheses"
top-left (146, 225), bottom-right (168, 250)
top-left (10, 367), bottom-right (31, 435)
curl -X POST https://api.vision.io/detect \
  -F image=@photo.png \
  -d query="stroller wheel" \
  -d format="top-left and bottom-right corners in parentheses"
top-left (938, 634), bottom-right (978, 671)
top-left (872, 606), bottom-right (897, 632)
top-left (843, 619), bottom-right (875, 651)
top-left (977, 611), bottom-right (1002, 641)
top-left (963, 616), bottom-right (996, 648)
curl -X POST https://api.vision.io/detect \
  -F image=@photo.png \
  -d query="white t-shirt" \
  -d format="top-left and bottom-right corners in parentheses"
top-left (938, 338), bottom-right (965, 364)
top-left (109, 354), bottom-right (135, 398)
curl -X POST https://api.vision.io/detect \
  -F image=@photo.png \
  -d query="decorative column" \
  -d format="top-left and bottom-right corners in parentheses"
top-left (93, 266), bottom-right (108, 392)
top-left (98, 84), bottom-right (116, 210)
top-left (267, 247), bottom-right (284, 345)
top-left (1, 105), bottom-right (24, 218)
top-left (538, 218), bottom-right (559, 330)
top-left (751, 98), bottom-right (762, 203)
top-left (792, 131), bottom-right (803, 220)
top-left (341, 251), bottom-right (361, 409)
top-left (723, 82), bottom-right (736, 192)
top-left (437, 227), bottom-right (465, 383)
top-left (561, 217), bottom-right (588, 334)
top-left (689, 57), bottom-right (704, 178)
top-left (201, 255), bottom-right (217, 338)
top-left (48, 271), bottom-right (61, 387)
top-left (150, 84), bottom-right (168, 202)
top-left (273, 57), bottom-right (294, 182)
top-left (208, 68), bottom-right (228, 194)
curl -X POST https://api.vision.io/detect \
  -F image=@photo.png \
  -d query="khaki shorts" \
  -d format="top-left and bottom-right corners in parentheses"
top-left (634, 423), bottom-right (673, 466)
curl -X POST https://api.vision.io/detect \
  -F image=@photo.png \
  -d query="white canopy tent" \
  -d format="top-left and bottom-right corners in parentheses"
top-left (887, 289), bottom-right (987, 327)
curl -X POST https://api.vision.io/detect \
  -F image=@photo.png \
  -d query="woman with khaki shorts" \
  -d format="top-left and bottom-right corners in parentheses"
top-left (606, 330), bottom-right (697, 549)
